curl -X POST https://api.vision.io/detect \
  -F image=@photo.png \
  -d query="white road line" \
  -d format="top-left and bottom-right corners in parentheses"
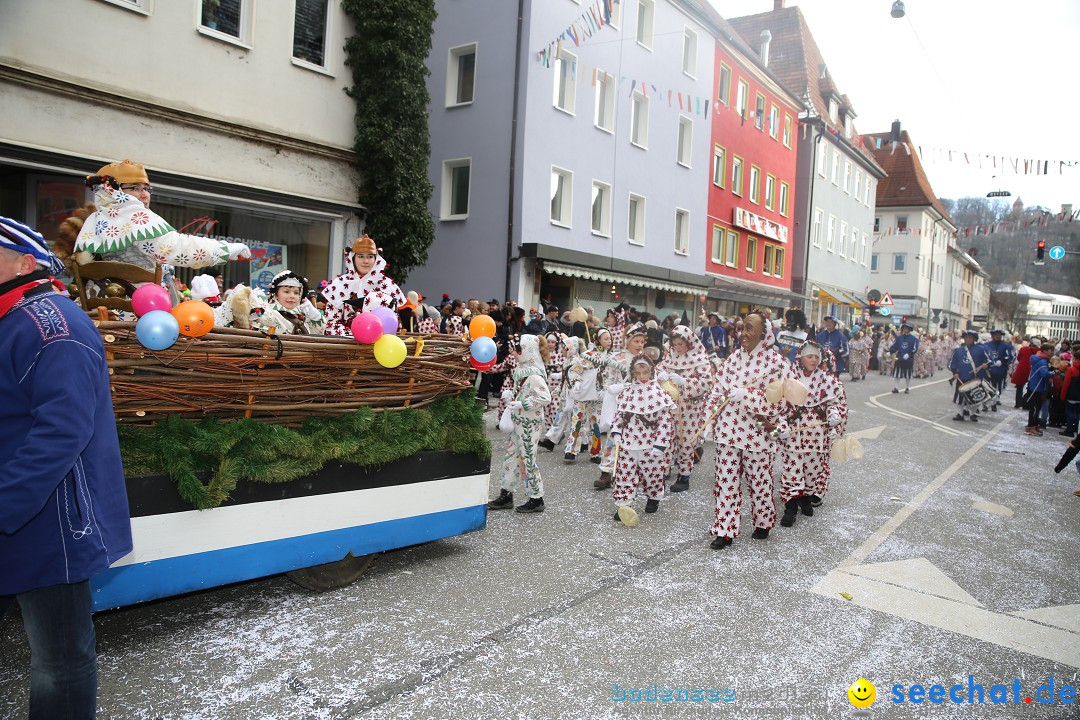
top-left (868, 377), bottom-right (968, 436)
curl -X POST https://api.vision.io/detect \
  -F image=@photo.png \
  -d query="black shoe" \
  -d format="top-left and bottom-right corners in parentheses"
top-left (969, 415), bottom-right (979, 423)
top-left (751, 527), bottom-right (769, 540)
top-left (487, 489), bottom-right (513, 510)
top-left (810, 494), bottom-right (823, 507)
top-left (538, 438), bottom-right (555, 452)
top-left (589, 455), bottom-right (601, 464)
top-left (780, 498), bottom-right (798, 527)
top-left (710, 536), bottom-right (732, 549)
top-left (670, 475), bottom-right (690, 493)
top-left (594, 471), bottom-right (612, 489)
top-left (891, 388), bottom-right (899, 394)
top-left (644, 498), bottom-right (660, 513)
top-left (904, 388), bottom-right (909, 394)
top-left (952, 413), bottom-right (966, 422)
top-left (694, 446), bottom-right (704, 463)
top-left (563, 452), bottom-right (576, 463)
top-left (515, 496), bottom-right (545, 514)
top-left (799, 496), bottom-right (815, 516)
top-left (1060, 429), bottom-right (1075, 436)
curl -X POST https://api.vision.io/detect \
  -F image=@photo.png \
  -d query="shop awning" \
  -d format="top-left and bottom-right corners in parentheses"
top-left (817, 288), bottom-right (845, 305)
top-left (707, 274), bottom-right (805, 306)
top-left (542, 261), bottom-right (707, 296)
top-left (816, 286), bottom-right (865, 308)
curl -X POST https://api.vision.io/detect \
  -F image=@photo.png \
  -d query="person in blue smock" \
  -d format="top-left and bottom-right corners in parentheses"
top-left (889, 322), bottom-right (919, 393)
top-left (983, 329), bottom-right (1014, 411)
top-left (949, 329), bottom-right (992, 421)
top-left (815, 316), bottom-right (848, 375)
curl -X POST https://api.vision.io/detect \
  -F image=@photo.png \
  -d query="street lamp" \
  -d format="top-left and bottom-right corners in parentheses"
top-left (891, 1), bottom-right (906, 19)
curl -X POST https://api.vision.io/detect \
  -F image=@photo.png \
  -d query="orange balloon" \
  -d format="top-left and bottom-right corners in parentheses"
top-left (171, 299), bottom-right (215, 338)
top-left (469, 314), bottom-right (496, 339)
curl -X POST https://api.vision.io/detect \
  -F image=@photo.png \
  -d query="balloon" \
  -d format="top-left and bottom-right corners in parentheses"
top-left (171, 300), bottom-right (215, 337)
top-left (469, 355), bottom-right (497, 371)
top-left (373, 334), bottom-right (407, 368)
top-left (351, 312), bottom-right (384, 343)
top-left (370, 305), bottom-right (399, 335)
top-left (470, 336), bottom-right (497, 364)
top-left (135, 310), bottom-right (180, 351)
top-left (131, 284), bottom-right (172, 317)
top-left (469, 314), bottom-right (496, 339)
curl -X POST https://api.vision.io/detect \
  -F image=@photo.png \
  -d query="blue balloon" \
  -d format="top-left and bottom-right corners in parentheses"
top-left (136, 310), bottom-right (180, 351)
top-left (470, 336), bottom-right (497, 364)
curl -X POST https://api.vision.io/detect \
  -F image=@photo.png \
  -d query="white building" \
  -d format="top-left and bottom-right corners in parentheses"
top-left (992, 282), bottom-right (1080, 339)
top-left (1, 0), bottom-right (362, 289)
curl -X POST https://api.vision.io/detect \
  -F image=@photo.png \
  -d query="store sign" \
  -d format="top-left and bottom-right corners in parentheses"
top-left (733, 207), bottom-right (789, 244)
top-left (246, 242), bottom-right (289, 291)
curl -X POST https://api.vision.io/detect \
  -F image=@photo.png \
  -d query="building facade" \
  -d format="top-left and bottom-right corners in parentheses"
top-left (992, 283), bottom-right (1080, 339)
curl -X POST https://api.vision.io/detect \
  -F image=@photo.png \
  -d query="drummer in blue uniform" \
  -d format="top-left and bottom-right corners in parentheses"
top-left (889, 322), bottom-right (919, 393)
top-left (815, 316), bottom-right (848, 376)
top-left (949, 329), bottom-right (991, 421)
top-left (983, 329), bottom-right (1014, 411)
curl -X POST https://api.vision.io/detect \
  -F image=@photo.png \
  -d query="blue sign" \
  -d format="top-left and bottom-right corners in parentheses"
top-left (879, 306), bottom-right (892, 316)
top-left (1049, 245), bottom-right (1066, 260)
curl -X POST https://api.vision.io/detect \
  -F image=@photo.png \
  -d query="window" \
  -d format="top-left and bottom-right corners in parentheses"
top-left (710, 226), bottom-right (723, 263)
top-left (98, 0), bottom-right (151, 15)
top-left (871, 253), bottom-right (879, 272)
top-left (745, 235), bottom-right (757, 271)
top-left (838, 221), bottom-right (848, 257)
top-left (608, 0), bottom-right (621, 27)
top-left (712, 145), bottom-right (726, 187)
top-left (831, 149), bottom-right (840, 185)
top-left (769, 104), bottom-right (779, 139)
top-left (873, 217), bottom-right (880, 232)
top-left (783, 115), bottom-right (792, 148)
top-left (723, 229), bottom-right (738, 266)
top-left (854, 169), bottom-right (862, 198)
top-left (631, 91), bottom-right (649, 148)
top-left (718, 64), bottom-right (731, 106)
top-left (594, 70), bottom-right (615, 132)
top-left (893, 253), bottom-right (907, 272)
top-left (763, 243), bottom-right (774, 276)
top-left (864, 177), bottom-right (872, 205)
top-left (445, 43), bottom-right (476, 106)
top-left (843, 161), bottom-right (851, 194)
top-left (779, 182), bottom-right (789, 217)
top-left (861, 232), bottom-right (869, 265)
top-left (764, 174), bottom-right (776, 211)
top-left (731, 155), bottom-right (744, 196)
top-left (674, 209), bottom-right (689, 255)
top-left (293, 0), bottom-right (330, 67)
top-left (773, 246), bottom-right (785, 277)
top-left (812, 208), bottom-right (823, 248)
top-left (682, 28), bottom-right (697, 77)
top-left (550, 166), bottom-right (572, 227)
top-left (440, 158), bottom-right (471, 219)
top-left (754, 93), bottom-right (766, 131)
top-left (828, 98), bottom-right (838, 122)
top-left (851, 228), bottom-right (859, 262)
top-left (827, 215), bottom-right (836, 252)
top-left (676, 116), bottom-right (692, 167)
top-left (816, 143), bottom-right (826, 177)
top-left (896, 215), bottom-right (908, 232)
top-left (553, 49), bottom-right (577, 114)
top-left (200, 0), bottom-right (250, 43)
top-left (736, 80), bottom-right (749, 119)
top-left (591, 181), bottom-right (612, 236)
top-left (628, 193), bottom-right (645, 245)
top-left (636, 0), bottom-right (654, 49)
top-left (748, 166), bottom-right (760, 204)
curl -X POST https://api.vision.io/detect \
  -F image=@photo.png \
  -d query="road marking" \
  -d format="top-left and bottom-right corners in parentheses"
top-left (971, 499), bottom-right (1014, 517)
top-left (847, 425), bottom-right (886, 441)
top-left (1010, 605), bottom-right (1080, 634)
top-left (868, 377), bottom-right (967, 436)
top-left (842, 557), bottom-right (983, 606)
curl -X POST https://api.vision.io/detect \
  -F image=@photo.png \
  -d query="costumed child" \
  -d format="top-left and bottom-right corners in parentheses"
top-left (778, 341), bottom-right (848, 527)
top-left (537, 334), bottom-right (579, 452)
top-left (656, 325), bottom-right (715, 493)
top-left (594, 322), bottom-right (649, 489)
top-left (323, 235), bottom-right (405, 337)
top-left (539, 329), bottom-right (567, 440)
top-left (889, 322), bottom-right (919, 393)
top-left (268, 270), bottom-right (325, 335)
top-left (609, 356), bottom-right (675, 525)
top-left (487, 334), bottom-right (552, 514)
top-left (563, 323), bottom-right (603, 464)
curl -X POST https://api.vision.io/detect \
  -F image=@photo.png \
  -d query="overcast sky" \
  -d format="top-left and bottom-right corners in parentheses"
top-left (710, 0), bottom-right (1080, 211)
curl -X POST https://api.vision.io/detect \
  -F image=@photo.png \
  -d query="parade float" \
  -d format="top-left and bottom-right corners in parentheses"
top-left (83, 289), bottom-right (491, 611)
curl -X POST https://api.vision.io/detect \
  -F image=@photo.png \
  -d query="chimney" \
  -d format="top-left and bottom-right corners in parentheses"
top-left (759, 30), bottom-right (772, 67)
top-left (774, 0), bottom-right (785, 9)
top-left (890, 119), bottom-right (902, 142)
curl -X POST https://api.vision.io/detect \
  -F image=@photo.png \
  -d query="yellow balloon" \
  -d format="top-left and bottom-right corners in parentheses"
top-left (373, 334), bottom-right (407, 368)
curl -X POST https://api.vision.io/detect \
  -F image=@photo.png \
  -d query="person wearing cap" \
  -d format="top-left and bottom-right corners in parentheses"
top-left (814, 316), bottom-right (848, 376)
top-left (983, 329), bottom-right (1014, 411)
top-left (189, 272), bottom-right (222, 305)
top-left (949, 330), bottom-right (991, 421)
top-left (888, 323), bottom-right (919, 393)
top-left (269, 270), bottom-right (324, 335)
top-left (0, 217), bottom-right (133, 719)
top-left (699, 311), bottom-right (729, 361)
top-left (1023, 343), bottom-right (1054, 435)
top-left (323, 235), bottom-right (406, 337)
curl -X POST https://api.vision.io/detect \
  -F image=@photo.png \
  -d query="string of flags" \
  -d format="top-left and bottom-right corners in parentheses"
top-left (865, 137), bottom-right (1077, 176)
top-left (537, 0), bottom-right (618, 67)
top-left (877, 209), bottom-right (1079, 239)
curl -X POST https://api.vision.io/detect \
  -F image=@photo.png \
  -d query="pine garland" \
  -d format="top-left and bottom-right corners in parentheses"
top-left (342, 0), bottom-right (437, 283)
top-left (117, 393), bottom-right (490, 510)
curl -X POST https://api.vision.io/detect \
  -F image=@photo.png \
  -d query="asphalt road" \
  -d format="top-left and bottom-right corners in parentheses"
top-left (2, 371), bottom-right (1078, 719)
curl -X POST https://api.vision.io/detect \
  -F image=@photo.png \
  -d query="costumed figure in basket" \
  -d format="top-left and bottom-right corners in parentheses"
top-left (699, 312), bottom-right (801, 549)
top-left (268, 270), bottom-right (325, 335)
top-left (416, 304), bottom-right (441, 335)
top-left (594, 323), bottom-right (649, 489)
top-left (778, 341), bottom-right (848, 527)
top-left (537, 334), bottom-right (578, 452)
top-left (488, 334), bottom-right (552, 514)
top-left (609, 356), bottom-right (675, 527)
top-left (889, 322), bottom-right (919, 393)
top-left (656, 325), bottom-right (715, 493)
top-left (323, 235), bottom-right (405, 337)
top-left (949, 329), bottom-right (993, 422)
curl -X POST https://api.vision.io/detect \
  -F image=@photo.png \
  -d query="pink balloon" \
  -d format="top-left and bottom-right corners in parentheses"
top-left (131, 284), bottom-right (172, 317)
top-left (351, 312), bottom-right (384, 343)
top-left (370, 305), bottom-right (399, 335)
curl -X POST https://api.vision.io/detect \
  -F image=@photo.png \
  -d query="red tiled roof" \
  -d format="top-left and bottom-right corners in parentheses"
top-left (863, 129), bottom-right (953, 223)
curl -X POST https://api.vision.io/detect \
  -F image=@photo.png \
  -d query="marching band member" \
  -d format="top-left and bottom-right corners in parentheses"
top-left (889, 322), bottom-right (919, 393)
top-left (656, 325), bottom-right (715, 493)
top-left (984, 329), bottom-right (1015, 411)
top-left (949, 329), bottom-right (991, 422)
top-left (815, 316), bottom-right (848, 376)
top-left (779, 342), bottom-right (848, 526)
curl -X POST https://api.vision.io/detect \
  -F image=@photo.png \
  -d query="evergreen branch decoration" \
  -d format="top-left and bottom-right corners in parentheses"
top-left (117, 393), bottom-right (489, 510)
top-left (343, 0), bottom-right (437, 283)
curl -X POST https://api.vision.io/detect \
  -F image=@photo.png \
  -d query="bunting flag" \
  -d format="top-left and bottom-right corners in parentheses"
top-left (537, 0), bottom-right (618, 66)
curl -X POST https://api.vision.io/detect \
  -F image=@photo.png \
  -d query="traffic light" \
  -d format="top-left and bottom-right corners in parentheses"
top-left (1037, 240), bottom-right (1046, 261)
top-left (868, 298), bottom-right (878, 315)
top-left (901, 316), bottom-right (908, 324)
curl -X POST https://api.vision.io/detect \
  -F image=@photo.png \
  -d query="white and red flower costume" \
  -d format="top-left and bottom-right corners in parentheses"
top-left (656, 325), bottom-right (715, 478)
top-left (610, 366), bottom-right (675, 507)
top-left (542, 335), bottom-right (581, 445)
top-left (323, 238), bottom-right (406, 337)
top-left (497, 335), bottom-right (552, 500)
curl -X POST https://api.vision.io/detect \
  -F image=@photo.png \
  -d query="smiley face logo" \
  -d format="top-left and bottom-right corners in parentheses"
top-left (848, 678), bottom-right (876, 709)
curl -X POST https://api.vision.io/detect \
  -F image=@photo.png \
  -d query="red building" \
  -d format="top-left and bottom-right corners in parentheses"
top-left (704, 18), bottom-right (805, 315)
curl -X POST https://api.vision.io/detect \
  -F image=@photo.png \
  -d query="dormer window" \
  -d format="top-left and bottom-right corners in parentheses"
top-left (828, 99), bottom-right (838, 122)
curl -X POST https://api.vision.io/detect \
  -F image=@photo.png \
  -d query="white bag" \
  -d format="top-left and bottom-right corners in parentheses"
top-left (598, 392), bottom-right (617, 433)
top-left (498, 405), bottom-right (514, 433)
top-left (569, 367), bottom-right (600, 401)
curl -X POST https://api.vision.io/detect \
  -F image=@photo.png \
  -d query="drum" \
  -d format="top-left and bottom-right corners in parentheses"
top-left (958, 378), bottom-right (997, 407)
